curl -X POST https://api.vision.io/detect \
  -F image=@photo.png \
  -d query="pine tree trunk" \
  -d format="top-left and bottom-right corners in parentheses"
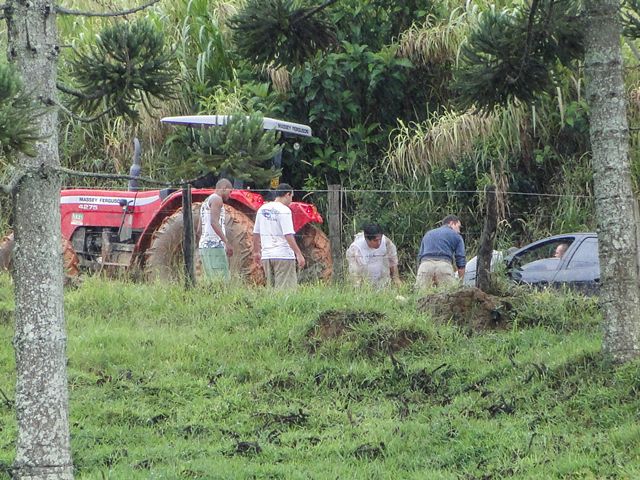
top-left (6, 1), bottom-right (74, 478)
top-left (584, 0), bottom-right (640, 363)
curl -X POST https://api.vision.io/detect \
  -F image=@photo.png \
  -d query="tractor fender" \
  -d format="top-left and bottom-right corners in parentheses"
top-left (133, 188), bottom-right (214, 260)
top-left (290, 201), bottom-right (324, 233)
top-left (228, 189), bottom-right (265, 212)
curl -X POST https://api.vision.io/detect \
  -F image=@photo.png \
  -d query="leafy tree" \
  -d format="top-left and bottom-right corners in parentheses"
top-left (0, 66), bottom-right (42, 158)
top-left (455, 0), bottom-right (583, 111)
top-left (168, 114), bottom-right (282, 186)
top-left (228, 0), bottom-right (338, 68)
top-left (62, 19), bottom-right (177, 120)
top-left (457, 0), bottom-right (640, 363)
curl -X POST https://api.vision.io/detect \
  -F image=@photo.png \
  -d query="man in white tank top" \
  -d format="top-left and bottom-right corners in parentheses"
top-left (199, 178), bottom-right (233, 278)
top-left (346, 224), bottom-right (400, 288)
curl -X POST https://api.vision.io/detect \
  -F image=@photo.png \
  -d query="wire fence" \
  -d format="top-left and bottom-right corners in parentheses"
top-left (46, 168), bottom-right (598, 274)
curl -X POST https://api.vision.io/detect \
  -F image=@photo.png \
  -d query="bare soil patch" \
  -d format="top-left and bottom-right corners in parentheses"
top-left (417, 287), bottom-right (513, 332)
top-left (306, 309), bottom-right (425, 354)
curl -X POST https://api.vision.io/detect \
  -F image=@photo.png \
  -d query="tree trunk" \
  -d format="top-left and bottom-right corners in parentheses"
top-left (7, 1), bottom-right (74, 478)
top-left (476, 185), bottom-right (497, 292)
top-left (584, 0), bottom-right (640, 363)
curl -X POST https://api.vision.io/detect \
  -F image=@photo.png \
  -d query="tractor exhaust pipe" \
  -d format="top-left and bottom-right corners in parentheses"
top-left (128, 138), bottom-right (142, 191)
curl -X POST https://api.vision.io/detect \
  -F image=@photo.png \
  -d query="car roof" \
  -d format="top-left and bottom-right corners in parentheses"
top-left (160, 115), bottom-right (313, 137)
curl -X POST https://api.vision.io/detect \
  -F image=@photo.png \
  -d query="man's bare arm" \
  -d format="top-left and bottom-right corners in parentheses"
top-left (390, 265), bottom-right (401, 286)
top-left (285, 234), bottom-right (306, 268)
top-left (210, 196), bottom-right (227, 243)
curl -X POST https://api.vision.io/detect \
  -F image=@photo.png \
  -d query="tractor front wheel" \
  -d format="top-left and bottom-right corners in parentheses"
top-left (0, 232), bottom-right (79, 278)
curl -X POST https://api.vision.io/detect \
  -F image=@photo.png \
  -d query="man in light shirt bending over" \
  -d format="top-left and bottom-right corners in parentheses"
top-left (346, 224), bottom-right (401, 288)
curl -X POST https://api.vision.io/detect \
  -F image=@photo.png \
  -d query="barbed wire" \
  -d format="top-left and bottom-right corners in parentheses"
top-left (57, 181), bottom-right (595, 200)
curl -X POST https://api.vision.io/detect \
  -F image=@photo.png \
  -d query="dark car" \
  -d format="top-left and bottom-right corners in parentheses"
top-left (464, 233), bottom-right (600, 293)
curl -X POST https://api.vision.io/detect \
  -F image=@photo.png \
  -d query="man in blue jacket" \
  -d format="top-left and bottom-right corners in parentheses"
top-left (415, 215), bottom-right (466, 289)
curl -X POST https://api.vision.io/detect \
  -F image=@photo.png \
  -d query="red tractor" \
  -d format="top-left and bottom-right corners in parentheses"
top-left (0, 116), bottom-right (333, 283)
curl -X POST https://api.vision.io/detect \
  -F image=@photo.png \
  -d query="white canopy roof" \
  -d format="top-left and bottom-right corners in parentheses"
top-left (160, 115), bottom-right (312, 137)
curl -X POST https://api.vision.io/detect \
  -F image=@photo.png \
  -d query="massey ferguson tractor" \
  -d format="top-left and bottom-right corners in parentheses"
top-left (0, 116), bottom-right (333, 284)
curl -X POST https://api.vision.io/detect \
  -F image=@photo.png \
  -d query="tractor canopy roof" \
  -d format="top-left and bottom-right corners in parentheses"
top-left (160, 115), bottom-right (312, 137)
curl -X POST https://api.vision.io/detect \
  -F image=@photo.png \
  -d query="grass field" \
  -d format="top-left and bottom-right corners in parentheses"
top-left (0, 276), bottom-right (639, 479)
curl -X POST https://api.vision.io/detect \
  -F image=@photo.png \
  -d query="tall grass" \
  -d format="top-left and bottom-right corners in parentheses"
top-left (397, 9), bottom-right (468, 67)
top-left (384, 103), bottom-right (524, 180)
top-left (1, 276), bottom-right (638, 478)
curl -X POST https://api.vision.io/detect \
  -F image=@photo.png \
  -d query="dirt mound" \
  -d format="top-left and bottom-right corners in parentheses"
top-left (310, 309), bottom-right (384, 340)
top-left (417, 287), bottom-right (512, 332)
top-left (306, 309), bottom-right (425, 355)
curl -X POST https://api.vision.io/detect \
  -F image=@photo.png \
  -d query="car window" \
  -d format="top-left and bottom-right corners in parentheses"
top-left (567, 238), bottom-right (599, 268)
top-left (512, 238), bottom-right (575, 271)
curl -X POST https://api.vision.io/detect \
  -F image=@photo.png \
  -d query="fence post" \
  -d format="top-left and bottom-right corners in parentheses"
top-left (476, 185), bottom-right (497, 292)
top-left (328, 184), bottom-right (343, 282)
top-left (182, 183), bottom-right (196, 289)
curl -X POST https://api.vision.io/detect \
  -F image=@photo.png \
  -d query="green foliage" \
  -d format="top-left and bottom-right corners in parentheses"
top-left (2, 278), bottom-right (638, 478)
top-left (167, 114), bottom-right (281, 186)
top-left (285, 43), bottom-right (415, 184)
top-left (622, 0), bottom-right (640, 39)
top-left (456, 1), bottom-right (583, 111)
top-left (0, 64), bottom-right (42, 158)
top-left (229, 0), bottom-right (337, 68)
top-left (155, 0), bottom-right (239, 100)
top-left (66, 19), bottom-right (178, 120)
top-left (330, 0), bottom-right (431, 49)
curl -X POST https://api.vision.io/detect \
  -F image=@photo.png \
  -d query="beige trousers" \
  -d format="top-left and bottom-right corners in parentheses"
top-left (262, 259), bottom-right (298, 289)
top-left (415, 259), bottom-right (455, 289)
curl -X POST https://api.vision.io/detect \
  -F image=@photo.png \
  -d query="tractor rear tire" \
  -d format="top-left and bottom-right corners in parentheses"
top-left (297, 224), bottom-right (333, 284)
top-left (225, 206), bottom-right (265, 285)
top-left (144, 203), bottom-right (204, 282)
top-left (144, 203), bottom-right (264, 284)
top-left (0, 232), bottom-right (79, 278)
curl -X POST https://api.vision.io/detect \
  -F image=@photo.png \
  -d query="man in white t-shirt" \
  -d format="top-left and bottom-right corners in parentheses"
top-left (346, 224), bottom-right (401, 288)
top-left (252, 183), bottom-right (306, 289)
top-left (199, 178), bottom-right (233, 278)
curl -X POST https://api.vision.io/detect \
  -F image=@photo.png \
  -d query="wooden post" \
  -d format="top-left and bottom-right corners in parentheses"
top-left (182, 183), bottom-right (196, 288)
top-left (476, 185), bottom-right (498, 292)
top-left (328, 185), bottom-right (343, 282)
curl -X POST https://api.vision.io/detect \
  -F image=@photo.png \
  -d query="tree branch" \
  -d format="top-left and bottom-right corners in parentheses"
top-left (1, 165), bottom-right (173, 195)
top-left (513, 0), bottom-right (541, 85)
top-left (56, 82), bottom-right (106, 101)
top-left (295, 0), bottom-right (339, 24)
top-left (58, 167), bottom-right (216, 189)
top-left (55, 0), bottom-right (161, 17)
top-left (2, 165), bottom-right (213, 196)
top-left (56, 166), bottom-right (173, 187)
top-left (0, 172), bottom-right (24, 195)
top-left (54, 99), bottom-right (119, 123)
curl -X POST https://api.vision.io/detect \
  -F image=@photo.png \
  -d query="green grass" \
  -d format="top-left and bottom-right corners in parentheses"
top-left (0, 276), bottom-right (639, 479)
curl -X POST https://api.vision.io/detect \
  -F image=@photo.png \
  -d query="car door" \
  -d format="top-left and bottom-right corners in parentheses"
top-left (553, 236), bottom-right (600, 293)
top-left (508, 237), bottom-right (577, 286)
